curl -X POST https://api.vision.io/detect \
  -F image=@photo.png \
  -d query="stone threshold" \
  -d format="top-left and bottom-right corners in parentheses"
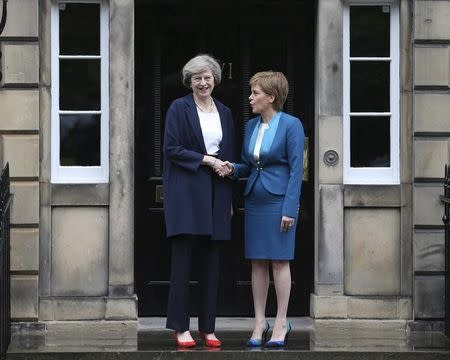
top-left (6, 351), bottom-right (450, 360)
top-left (11, 317), bottom-right (415, 335)
top-left (11, 317), bottom-right (442, 337)
top-left (7, 318), bottom-right (450, 359)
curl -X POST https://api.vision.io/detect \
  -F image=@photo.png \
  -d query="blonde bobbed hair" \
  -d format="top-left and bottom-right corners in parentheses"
top-left (249, 71), bottom-right (289, 111)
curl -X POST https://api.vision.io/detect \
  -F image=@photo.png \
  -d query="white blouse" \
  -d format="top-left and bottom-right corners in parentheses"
top-left (253, 123), bottom-right (269, 161)
top-left (198, 110), bottom-right (222, 155)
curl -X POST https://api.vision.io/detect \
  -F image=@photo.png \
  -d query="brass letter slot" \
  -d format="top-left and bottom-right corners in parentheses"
top-left (155, 185), bottom-right (164, 203)
top-left (303, 136), bottom-right (309, 182)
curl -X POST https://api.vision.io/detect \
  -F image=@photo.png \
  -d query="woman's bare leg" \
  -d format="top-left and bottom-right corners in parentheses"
top-left (250, 259), bottom-right (270, 339)
top-left (269, 260), bottom-right (291, 341)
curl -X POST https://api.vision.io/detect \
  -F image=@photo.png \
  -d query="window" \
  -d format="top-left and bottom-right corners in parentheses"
top-left (343, 4), bottom-right (399, 184)
top-left (51, 1), bottom-right (109, 183)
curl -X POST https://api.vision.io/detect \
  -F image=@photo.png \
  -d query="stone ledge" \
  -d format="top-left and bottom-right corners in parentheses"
top-left (311, 294), bottom-right (412, 320)
top-left (407, 320), bottom-right (445, 333)
top-left (11, 322), bottom-right (46, 335)
top-left (106, 296), bottom-right (138, 320)
top-left (312, 319), bottom-right (409, 350)
top-left (49, 183), bottom-right (110, 206)
top-left (39, 296), bottom-right (138, 321)
top-left (45, 320), bottom-right (138, 340)
top-left (311, 294), bottom-right (348, 319)
top-left (344, 185), bottom-right (401, 207)
top-left (314, 319), bottom-right (408, 334)
top-left (11, 319), bottom-right (139, 338)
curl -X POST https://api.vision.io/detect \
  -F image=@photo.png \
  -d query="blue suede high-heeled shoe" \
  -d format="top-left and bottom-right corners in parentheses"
top-left (247, 320), bottom-right (270, 347)
top-left (265, 321), bottom-right (292, 347)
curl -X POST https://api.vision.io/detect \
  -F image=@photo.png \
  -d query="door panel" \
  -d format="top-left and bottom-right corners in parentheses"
top-left (135, 0), bottom-right (315, 316)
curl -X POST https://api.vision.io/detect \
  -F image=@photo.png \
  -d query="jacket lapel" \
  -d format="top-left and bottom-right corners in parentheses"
top-left (214, 99), bottom-right (227, 158)
top-left (183, 94), bottom-right (207, 154)
top-left (260, 111), bottom-right (281, 157)
top-left (246, 118), bottom-right (259, 164)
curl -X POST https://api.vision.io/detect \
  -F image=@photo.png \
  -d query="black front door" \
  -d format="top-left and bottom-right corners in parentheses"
top-left (135, 0), bottom-right (315, 316)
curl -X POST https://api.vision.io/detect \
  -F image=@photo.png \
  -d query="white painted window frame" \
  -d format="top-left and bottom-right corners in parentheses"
top-left (51, 0), bottom-right (109, 184)
top-left (343, 3), bottom-right (400, 184)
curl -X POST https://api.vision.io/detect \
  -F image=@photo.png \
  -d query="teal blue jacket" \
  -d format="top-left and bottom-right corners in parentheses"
top-left (232, 112), bottom-right (304, 218)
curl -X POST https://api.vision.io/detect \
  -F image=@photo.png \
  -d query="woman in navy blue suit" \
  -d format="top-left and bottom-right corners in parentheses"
top-left (163, 54), bottom-right (234, 348)
top-left (228, 71), bottom-right (304, 347)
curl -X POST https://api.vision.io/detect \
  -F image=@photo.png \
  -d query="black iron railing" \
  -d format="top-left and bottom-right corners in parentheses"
top-left (0, 163), bottom-right (11, 360)
top-left (442, 164), bottom-right (450, 337)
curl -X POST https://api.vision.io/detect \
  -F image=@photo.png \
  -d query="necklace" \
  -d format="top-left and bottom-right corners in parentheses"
top-left (194, 97), bottom-right (215, 113)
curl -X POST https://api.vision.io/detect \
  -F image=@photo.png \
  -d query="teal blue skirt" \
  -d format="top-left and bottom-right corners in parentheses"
top-left (244, 177), bottom-right (297, 260)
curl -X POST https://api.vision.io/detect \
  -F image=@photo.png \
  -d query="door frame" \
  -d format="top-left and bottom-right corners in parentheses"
top-left (132, 0), bottom-right (317, 317)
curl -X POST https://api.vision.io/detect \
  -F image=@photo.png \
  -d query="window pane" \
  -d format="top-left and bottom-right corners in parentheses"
top-left (59, 3), bottom-right (100, 55)
top-left (350, 6), bottom-right (390, 57)
top-left (60, 114), bottom-right (101, 166)
top-left (351, 61), bottom-right (389, 112)
top-left (60, 59), bottom-right (100, 110)
top-left (351, 116), bottom-right (390, 167)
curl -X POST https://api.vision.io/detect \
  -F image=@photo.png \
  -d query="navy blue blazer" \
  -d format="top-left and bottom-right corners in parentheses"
top-left (163, 93), bottom-right (235, 240)
top-left (233, 112), bottom-right (304, 217)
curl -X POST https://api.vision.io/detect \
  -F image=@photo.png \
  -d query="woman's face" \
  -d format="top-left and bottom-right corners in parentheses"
top-left (249, 84), bottom-right (275, 114)
top-left (190, 69), bottom-right (215, 99)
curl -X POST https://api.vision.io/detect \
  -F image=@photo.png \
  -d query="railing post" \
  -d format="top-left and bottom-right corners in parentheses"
top-left (443, 165), bottom-right (450, 337)
top-left (0, 163), bottom-right (11, 360)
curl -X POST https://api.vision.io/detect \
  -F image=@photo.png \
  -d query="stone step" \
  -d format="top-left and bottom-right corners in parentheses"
top-left (7, 330), bottom-right (450, 360)
top-left (6, 351), bottom-right (450, 360)
top-left (7, 319), bottom-right (450, 360)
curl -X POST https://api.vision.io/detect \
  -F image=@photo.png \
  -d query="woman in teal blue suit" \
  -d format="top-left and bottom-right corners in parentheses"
top-left (227, 71), bottom-right (304, 347)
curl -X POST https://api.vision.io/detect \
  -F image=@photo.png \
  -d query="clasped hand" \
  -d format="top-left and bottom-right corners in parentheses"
top-left (212, 160), bottom-right (233, 177)
top-left (203, 155), bottom-right (233, 177)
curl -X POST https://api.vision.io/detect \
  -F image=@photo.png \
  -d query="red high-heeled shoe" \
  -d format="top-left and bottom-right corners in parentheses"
top-left (199, 332), bottom-right (222, 347)
top-left (174, 332), bottom-right (196, 348)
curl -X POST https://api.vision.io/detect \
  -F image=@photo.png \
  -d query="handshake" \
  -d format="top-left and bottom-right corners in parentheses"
top-left (204, 156), bottom-right (234, 178)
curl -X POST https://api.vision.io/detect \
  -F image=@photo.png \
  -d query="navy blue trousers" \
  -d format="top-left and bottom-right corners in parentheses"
top-left (166, 235), bottom-right (220, 333)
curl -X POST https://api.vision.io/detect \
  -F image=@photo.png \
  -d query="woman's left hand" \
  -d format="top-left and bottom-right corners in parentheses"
top-left (280, 216), bottom-right (295, 232)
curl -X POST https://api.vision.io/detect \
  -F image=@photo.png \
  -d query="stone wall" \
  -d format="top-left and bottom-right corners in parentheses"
top-left (412, 0), bottom-right (450, 320)
top-left (0, 0), bottom-right (40, 321)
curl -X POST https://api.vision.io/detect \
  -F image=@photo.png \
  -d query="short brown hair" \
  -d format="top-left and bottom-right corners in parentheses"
top-left (249, 71), bottom-right (289, 111)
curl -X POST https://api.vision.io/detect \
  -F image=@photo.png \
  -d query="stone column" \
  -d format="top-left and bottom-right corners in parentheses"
top-left (311, 0), bottom-right (346, 317)
top-left (108, 0), bottom-right (137, 319)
